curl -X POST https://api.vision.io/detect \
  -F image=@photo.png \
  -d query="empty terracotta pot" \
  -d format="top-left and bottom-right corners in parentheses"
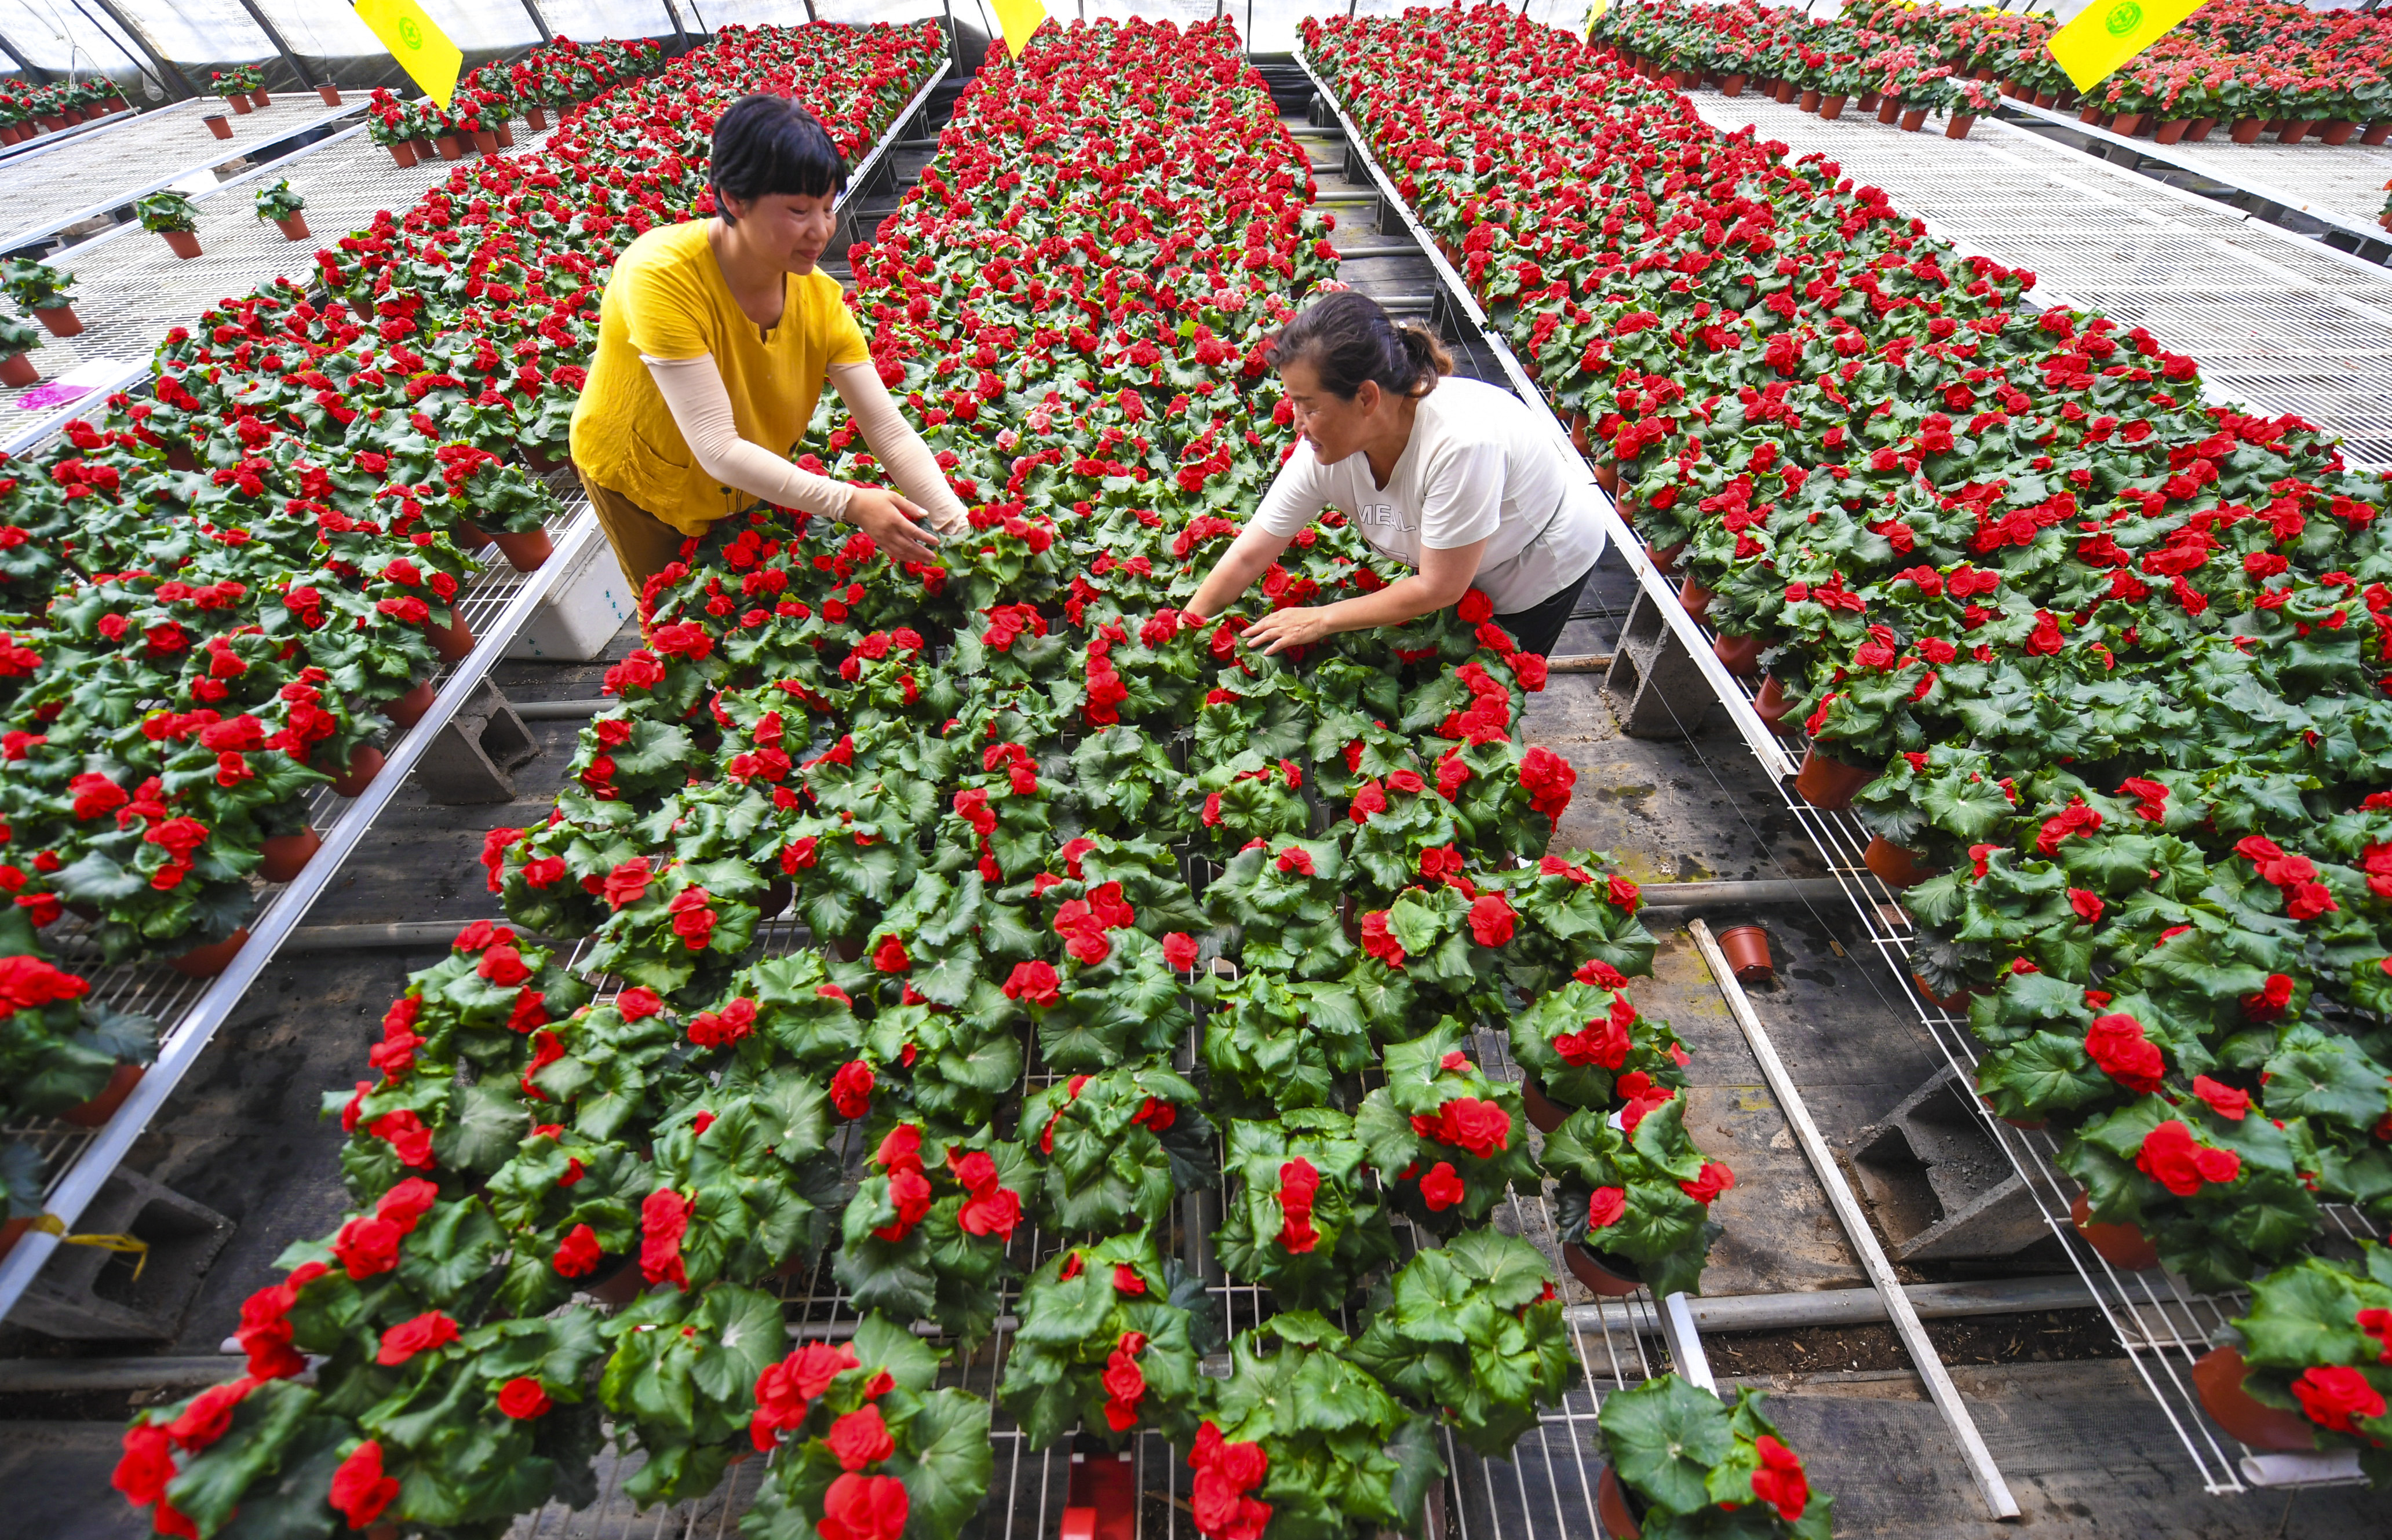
top-left (61, 1063), bottom-right (145, 1128)
top-left (317, 85), bottom-right (342, 106)
top-left (2069, 1191), bottom-right (2160, 1272)
top-left (260, 826), bottom-right (322, 883)
top-left (1717, 924), bottom-right (1773, 983)
top-left (1794, 745), bottom-right (1879, 811)
top-left (1520, 1075), bottom-right (1570, 1135)
top-left (331, 743), bottom-right (385, 797)
top-left (492, 527), bottom-right (553, 571)
top-left (32, 305), bottom-right (82, 338)
top-left (170, 927), bottom-right (250, 979)
top-left (1713, 633), bottom-right (1764, 677)
top-left (203, 114), bottom-right (233, 141)
top-left (428, 611), bottom-right (475, 663)
top-left (2193, 1346), bottom-right (2317, 1452)
top-left (386, 680), bottom-right (437, 728)
top-left (1863, 835), bottom-right (1938, 889)
top-left (162, 229), bottom-right (202, 260)
top-left (250, 90), bottom-right (270, 110)
top-left (275, 213), bottom-right (309, 242)
top-left (1565, 1241), bottom-right (1643, 1297)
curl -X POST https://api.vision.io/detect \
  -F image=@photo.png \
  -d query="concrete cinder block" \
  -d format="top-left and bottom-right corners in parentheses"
top-left (10, 1168), bottom-right (234, 1341)
top-left (414, 678), bottom-right (539, 804)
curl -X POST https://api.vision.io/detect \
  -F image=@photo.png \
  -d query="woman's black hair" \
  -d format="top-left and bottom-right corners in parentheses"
top-left (710, 94), bottom-right (845, 221)
top-left (1269, 289), bottom-right (1453, 400)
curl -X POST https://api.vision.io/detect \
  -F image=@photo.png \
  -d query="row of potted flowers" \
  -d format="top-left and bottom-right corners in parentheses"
top-left (111, 20), bottom-right (1745, 1540)
top-left (0, 75), bottom-right (132, 141)
top-left (362, 36), bottom-right (665, 166)
top-left (1304, 3), bottom-right (2392, 1479)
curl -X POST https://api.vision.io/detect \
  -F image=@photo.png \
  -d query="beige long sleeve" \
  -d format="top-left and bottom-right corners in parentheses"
top-left (640, 354), bottom-right (969, 533)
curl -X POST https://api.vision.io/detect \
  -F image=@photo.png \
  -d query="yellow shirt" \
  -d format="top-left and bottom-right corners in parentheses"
top-left (570, 219), bottom-right (869, 536)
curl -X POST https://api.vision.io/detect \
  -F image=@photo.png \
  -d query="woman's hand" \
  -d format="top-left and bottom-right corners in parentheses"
top-left (844, 487), bottom-right (942, 565)
top-left (1242, 604), bottom-right (1339, 656)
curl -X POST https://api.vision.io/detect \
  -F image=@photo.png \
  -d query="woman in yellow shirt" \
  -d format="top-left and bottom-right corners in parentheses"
top-left (570, 95), bottom-right (967, 593)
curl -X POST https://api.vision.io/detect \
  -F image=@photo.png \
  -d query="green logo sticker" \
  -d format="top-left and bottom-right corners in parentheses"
top-left (398, 16), bottom-right (422, 49)
top-left (2104, 2), bottom-right (2142, 35)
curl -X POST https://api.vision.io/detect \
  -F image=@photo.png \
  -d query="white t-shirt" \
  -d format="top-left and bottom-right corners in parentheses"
top-left (1252, 376), bottom-right (1606, 614)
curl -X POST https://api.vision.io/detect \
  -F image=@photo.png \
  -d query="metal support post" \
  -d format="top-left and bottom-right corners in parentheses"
top-left (0, 28), bottom-right (50, 83)
top-left (232, 0), bottom-right (310, 93)
top-left (85, 0), bottom-right (195, 99)
top-left (518, 0), bottom-right (554, 43)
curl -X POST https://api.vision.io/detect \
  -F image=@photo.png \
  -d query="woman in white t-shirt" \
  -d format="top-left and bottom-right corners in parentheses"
top-left (1187, 289), bottom-right (1604, 659)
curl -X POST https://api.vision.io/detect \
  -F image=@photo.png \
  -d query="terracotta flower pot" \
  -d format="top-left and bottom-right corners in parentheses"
top-left (2033, 92), bottom-right (2058, 109)
top-left (331, 743), bottom-right (385, 797)
top-left (1820, 93), bottom-right (1847, 121)
top-left (274, 213), bottom-right (309, 242)
top-left (32, 305), bottom-right (82, 338)
top-left (227, 94), bottom-right (254, 115)
top-left (250, 90), bottom-right (270, 110)
top-left (388, 138), bottom-right (418, 168)
top-left (2193, 1346), bottom-right (2318, 1453)
top-left (1520, 1075), bottom-right (1571, 1135)
top-left (1878, 96), bottom-right (1904, 125)
top-left (2078, 101), bottom-right (2105, 124)
top-left (1565, 1241), bottom-right (1644, 1297)
top-left (470, 128), bottom-right (498, 155)
top-left (1713, 634), bottom-right (1764, 677)
top-left (386, 680), bottom-right (437, 728)
top-left (525, 106), bottom-right (549, 130)
top-left (170, 927), bottom-right (250, 979)
top-left (493, 123), bottom-right (514, 148)
top-left (162, 229), bottom-right (202, 260)
top-left (2364, 123), bottom-right (2391, 145)
top-left (1899, 108), bottom-right (1929, 133)
top-left (1913, 972), bottom-right (1973, 1013)
top-left (2186, 117), bottom-right (2216, 141)
top-left (61, 1063), bottom-right (145, 1129)
top-left (204, 114), bottom-right (233, 141)
top-left (1864, 835), bottom-right (1939, 890)
top-left (492, 527), bottom-right (554, 572)
top-left (317, 85), bottom-right (343, 106)
top-left (1648, 542), bottom-right (1685, 577)
top-left (1773, 80), bottom-right (1796, 104)
top-left (435, 134), bottom-right (464, 160)
top-left (1799, 88), bottom-right (1821, 113)
top-left (35, 114), bottom-right (65, 132)
top-left (2231, 119), bottom-right (2265, 143)
top-left (2277, 119), bottom-right (2314, 145)
top-left (260, 827), bottom-right (322, 884)
top-left (0, 351), bottom-right (37, 388)
top-left (1591, 459), bottom-right (1618, 493)
top-left (1795, 745), bottom-right (1879, 811)
top-left (1720, 75), bottom-right (1745, 98)
top-left (2110, 113), bottom-right (2141, 137)
top-left (1569, 413), bottom-right (1591, 455)
top-left (2069, 1191), bottom-right (2160, 1272)
top-left (2319, 120), bottom-right (2357, 146)
top-left (1596, 1466), bottom-right (1643, 1539)
top-left (1717, 924), bottom-right (1773, 983)
top-left (1946, 114), bottom-right (1975, 140)
top-left (1754, 675), bottom-right (1803, 735)
top-left (166, 443), bottom-right (198, 472)
top-left (2153, 119), bottom-right (2189, 144)
top-left (0, 1217), bottom-right (30, 1261)
top-left (428, 611), bottom-right (475, 663)
top-left (1859, 90), bottom-right (1881, 112)
top-left (1677, 574), bottom-right (1712, 623)
top-left (585, 1255), bottom-right (647, 1306)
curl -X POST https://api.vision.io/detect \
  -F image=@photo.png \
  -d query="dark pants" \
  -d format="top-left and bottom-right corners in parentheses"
top-left (1491, 560), bottom-right (1595, 660)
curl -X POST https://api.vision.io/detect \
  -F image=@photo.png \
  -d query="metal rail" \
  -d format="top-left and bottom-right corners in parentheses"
top-left (1307, 53), bottom-right (2387, 1497)
top-left (0, 100), bottom-right (170, 166)
top-left (1691, 918), bottom-right (2020, 1520)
